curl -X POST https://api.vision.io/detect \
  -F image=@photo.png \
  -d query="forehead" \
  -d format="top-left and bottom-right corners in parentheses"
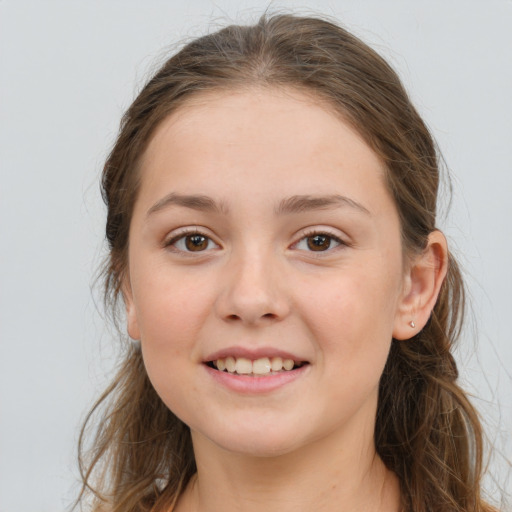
top-left (147, 87), bottom-right (366, 155)
top-left (137, 87), bottom-right (391, 214)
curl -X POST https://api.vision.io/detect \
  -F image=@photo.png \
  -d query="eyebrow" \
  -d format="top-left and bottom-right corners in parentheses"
top-left (275, 194), bottom-right (371, 216)
top-left (146, 193), bottom-right (228, 217)
top-left (146, 192), bottom-right (371, 218)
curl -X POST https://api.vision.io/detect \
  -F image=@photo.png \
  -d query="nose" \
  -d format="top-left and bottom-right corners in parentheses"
top-left (215, 249), bottom-right (290, 326)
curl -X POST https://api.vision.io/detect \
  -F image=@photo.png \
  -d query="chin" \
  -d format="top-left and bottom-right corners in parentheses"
top-left (191, 416), bottom-right (314, 459)
top-left (215, 435), bottom-right (300, 458)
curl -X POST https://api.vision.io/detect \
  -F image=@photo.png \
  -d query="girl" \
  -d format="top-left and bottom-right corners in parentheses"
top-left (77, 13), bottom-right (498, 512)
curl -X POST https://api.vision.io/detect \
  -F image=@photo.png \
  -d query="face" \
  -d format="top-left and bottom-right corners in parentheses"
top-left (125, 88), bottom-right (409, 457)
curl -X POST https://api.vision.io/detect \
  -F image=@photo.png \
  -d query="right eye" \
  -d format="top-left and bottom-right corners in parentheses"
top-left (166, 231), bottom-right (220, 253)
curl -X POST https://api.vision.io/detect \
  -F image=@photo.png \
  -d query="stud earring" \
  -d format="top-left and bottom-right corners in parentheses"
top-left (409, 321), bottom-right (416, 328)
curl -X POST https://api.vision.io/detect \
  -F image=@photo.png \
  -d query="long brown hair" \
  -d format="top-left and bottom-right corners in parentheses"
top-left (76, 14), bottom-right (497, 512)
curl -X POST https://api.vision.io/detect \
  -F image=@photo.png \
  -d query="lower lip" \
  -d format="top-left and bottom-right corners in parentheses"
top-left (204, 364), bottom-right (309, 394)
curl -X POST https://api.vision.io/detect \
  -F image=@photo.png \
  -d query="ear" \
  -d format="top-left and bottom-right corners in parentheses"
top-left (122, 274), bottom-right (141, 341)
top-left (393, 230), bottom-right (448, 340)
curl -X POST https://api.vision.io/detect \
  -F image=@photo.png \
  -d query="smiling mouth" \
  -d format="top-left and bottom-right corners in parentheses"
top-left (206, 356), bottom-right (308, 376)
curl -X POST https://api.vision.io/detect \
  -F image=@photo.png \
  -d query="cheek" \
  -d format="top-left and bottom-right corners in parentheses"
top-left (299, 261), bottom-right (401, 373)
top-left (131, 268), bottom-right (214, 415)
top-left (130, 263), bottom-right (215, 356)
top-left (305, 264), bottom-right (401, 334)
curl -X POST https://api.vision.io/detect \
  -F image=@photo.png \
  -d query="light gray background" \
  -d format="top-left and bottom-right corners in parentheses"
top-left (1, 1), bottom-right (511, 511)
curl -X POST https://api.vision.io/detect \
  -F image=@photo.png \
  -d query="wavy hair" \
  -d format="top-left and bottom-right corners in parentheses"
top-left (76, 14), bottom-right (497, 512)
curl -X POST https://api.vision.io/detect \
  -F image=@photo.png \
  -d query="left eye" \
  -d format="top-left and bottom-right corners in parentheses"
top-left (295, 233), bottom-right (343, 252)
top-left (170, 233), bottom-right (219, 252)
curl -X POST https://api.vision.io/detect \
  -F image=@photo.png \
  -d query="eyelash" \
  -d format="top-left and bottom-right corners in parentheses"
top-left (164, 227), bottom-right (347, 255)
top-left (164, 228), bottom-right (220, 254)
top-left (292, 229), bottom-right (347, 254)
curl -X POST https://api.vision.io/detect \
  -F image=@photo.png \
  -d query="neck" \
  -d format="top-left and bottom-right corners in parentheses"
top-left (175, 427), bottom-right (401, 512)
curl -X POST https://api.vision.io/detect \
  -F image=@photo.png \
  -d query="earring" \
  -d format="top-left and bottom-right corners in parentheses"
top-left (409, 321), bottom-right (416, 328)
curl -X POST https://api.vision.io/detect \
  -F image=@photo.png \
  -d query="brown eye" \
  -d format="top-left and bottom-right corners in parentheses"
top-left (306, 234), bottom-right (333, 251)
top-left (292, 232), bottom-right (344, 253)
top-left (167, 231), bottom-right (219, 253)
top-left (185, 234), bottom-right (209, 251)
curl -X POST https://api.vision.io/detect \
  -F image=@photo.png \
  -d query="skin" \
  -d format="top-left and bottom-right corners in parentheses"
top-left (124, 88), bottom-right (447, 512)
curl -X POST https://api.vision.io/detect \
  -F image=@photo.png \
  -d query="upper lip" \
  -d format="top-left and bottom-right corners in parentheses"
top-left (204, 346), bottom-right (308, 362)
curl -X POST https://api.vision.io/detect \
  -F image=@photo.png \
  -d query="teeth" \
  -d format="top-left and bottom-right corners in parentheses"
top-left (252, 357), bottom-right (271, 375)
top-left (271, 357), bottom-right (283, 371)
top-left (213, 356), bottom-right (302, 375)
top-left (225, 356), bottom-right (236, 373)
top-left (235, 357), bottom-right (252, 375)
top-left (283, 359), bottom-right (294, 371)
